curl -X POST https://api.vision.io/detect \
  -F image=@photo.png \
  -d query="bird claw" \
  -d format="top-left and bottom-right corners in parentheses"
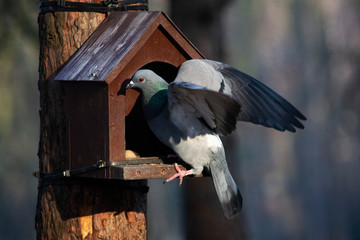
top-left (164, 163), bottom-right (192, 186)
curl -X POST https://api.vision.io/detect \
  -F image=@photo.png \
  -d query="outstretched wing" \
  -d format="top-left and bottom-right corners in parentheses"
top-left (168, 81), bottom-right (241, 136)
top-left (175, 59), bottom-right (306, 132)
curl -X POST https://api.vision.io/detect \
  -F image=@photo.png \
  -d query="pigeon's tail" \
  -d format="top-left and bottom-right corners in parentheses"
top-left (209, 159), bottom-right (242, 219)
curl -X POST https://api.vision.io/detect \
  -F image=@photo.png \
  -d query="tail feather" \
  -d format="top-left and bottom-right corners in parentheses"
top-left (209, 160), bottom-right (242, 219)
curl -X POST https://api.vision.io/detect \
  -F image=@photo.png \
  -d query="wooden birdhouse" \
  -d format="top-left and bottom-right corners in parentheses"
top-left (55, 11), bottom-right (203, 179)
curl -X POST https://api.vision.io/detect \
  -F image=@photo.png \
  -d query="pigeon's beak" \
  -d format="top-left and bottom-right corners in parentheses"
top-left (126, 80), bottom-right (134, 89)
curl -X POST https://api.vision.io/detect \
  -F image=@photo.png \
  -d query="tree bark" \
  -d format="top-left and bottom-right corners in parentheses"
top-left (35, 1), bottom-right (147, 239)
top-left (171, 1), bottom-right (247, 239)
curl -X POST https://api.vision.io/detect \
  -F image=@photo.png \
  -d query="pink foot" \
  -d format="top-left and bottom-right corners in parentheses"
top-left (164, 163), bottom-right (193, 185)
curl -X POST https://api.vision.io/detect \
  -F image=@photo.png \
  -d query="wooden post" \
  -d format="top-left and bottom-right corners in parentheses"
top-left (35, 1), bottom-right (147, 239)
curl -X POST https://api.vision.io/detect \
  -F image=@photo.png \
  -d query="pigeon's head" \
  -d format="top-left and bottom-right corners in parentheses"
top-left (126, 69), bottom-right (168, 94)
top-left (127, 69), bottom-right (169, 114)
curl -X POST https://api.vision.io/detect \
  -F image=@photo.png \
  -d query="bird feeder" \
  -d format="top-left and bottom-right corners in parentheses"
top-left (54, 11), bottom-right (203, 180)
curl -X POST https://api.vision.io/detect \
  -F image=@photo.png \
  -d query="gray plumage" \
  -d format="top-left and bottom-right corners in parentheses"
top-left (176, 59), bottom-right (306, 132)
top-left (126, 59), bottom-right (306, 219)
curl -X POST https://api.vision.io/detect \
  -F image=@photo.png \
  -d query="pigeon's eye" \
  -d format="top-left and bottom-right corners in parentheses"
top-left (138, 77), bottom-right (145, 83)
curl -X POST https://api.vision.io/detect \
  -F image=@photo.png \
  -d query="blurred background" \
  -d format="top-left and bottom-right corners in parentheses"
top-left (1, 0), bottom-right (359, 239)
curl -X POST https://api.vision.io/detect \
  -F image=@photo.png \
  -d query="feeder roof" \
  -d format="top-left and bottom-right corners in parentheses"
top-left (55, 11), bottom-right (202, 83)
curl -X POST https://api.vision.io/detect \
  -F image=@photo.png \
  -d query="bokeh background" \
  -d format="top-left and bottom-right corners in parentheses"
top-left (1, 0), bottom-right (359, 239)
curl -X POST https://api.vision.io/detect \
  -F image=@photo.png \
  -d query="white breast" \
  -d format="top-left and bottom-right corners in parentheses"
top-left (170, 133), bottom-right (223, 171)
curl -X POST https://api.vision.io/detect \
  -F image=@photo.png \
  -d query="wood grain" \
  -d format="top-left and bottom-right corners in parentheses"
top-left (36, 2), bottom-right (147, 239)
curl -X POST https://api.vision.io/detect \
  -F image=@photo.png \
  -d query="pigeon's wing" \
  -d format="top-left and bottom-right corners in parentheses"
top-left (175, 59), bottom-right (306, 132)
top-left (168, 81), bottom-right (241, 136)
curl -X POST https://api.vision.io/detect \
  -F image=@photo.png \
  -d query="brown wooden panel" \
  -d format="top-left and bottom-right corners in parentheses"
top-left (111, 164), bottom-right (187, 180)
top-left (109, 164), bottom-right (206, 180)
top-left (63, 82), bottom-right (109, 170)
top-left (108, 81), bottom-right (126, 162)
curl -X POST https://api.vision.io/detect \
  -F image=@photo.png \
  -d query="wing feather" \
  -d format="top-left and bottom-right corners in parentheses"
top-left (168, 82), bottom-right (241, 136)
top-left (176, 59), bottom-right (306, 132)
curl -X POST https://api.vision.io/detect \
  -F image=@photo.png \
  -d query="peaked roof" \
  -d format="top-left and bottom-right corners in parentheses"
top-left (55, 11), bottom-right (202, 83)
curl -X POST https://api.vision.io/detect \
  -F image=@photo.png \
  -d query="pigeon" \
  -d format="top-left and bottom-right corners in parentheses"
top-left (126, 59), bottom-right (306, 219)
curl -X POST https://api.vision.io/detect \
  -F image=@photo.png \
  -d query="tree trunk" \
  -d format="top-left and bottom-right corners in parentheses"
top-left (35, 1), bottom-right (147, 239)
top-left (171, 1), bottom-right (247, 239)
